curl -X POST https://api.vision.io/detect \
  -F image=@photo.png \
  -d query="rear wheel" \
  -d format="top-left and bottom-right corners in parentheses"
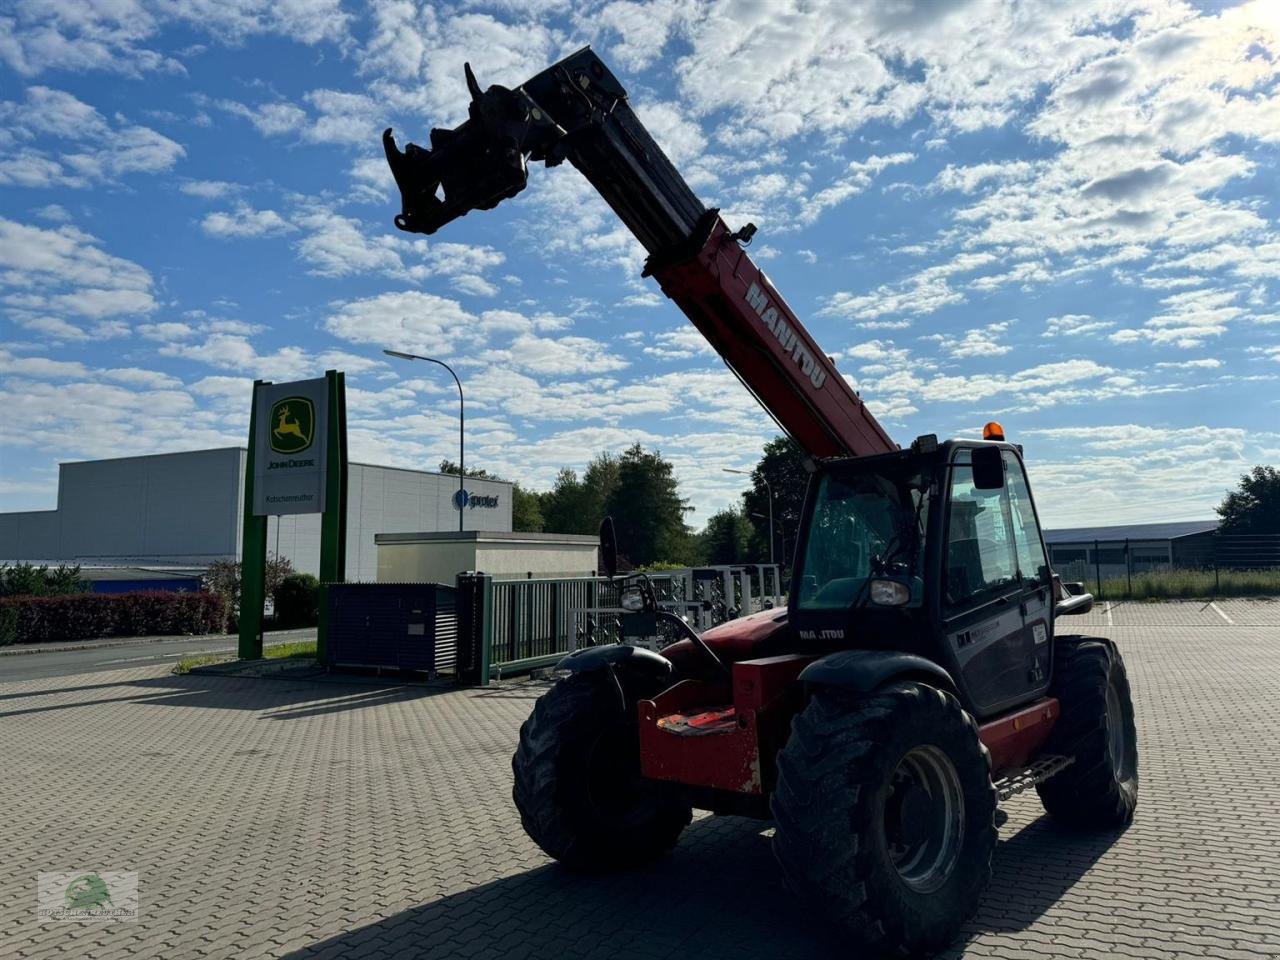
top-left (771, 682), bottom-right (997, 956)
top-left (512, 672), bottom-right (691, 870)
top-left (1036, 637), bottom-right (1138, 827)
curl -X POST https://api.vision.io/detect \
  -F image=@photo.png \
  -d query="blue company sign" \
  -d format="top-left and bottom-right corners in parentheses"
top-left (452, 488), bottom-right (500, 511)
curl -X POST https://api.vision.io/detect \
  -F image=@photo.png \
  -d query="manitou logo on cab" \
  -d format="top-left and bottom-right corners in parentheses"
top-left (744, 282), bottom-right (827, 390)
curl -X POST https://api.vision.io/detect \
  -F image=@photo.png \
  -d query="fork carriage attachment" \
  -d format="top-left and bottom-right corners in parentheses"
top-left (632, 653), bottom-right (1062, 816)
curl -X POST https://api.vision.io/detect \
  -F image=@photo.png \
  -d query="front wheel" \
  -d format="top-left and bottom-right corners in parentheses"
top-left (771, 682), bottom-right (997, 956)
top-left (512, 672), bottom-right (691, 870)
top-left (1036, 637), bottom-right (1138, 827)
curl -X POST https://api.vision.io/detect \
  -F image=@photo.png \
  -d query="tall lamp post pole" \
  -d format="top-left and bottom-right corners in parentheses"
top-left (384, 349), bottom-right (465, 533)
top-left (723, 467), bottom-right (774, 566)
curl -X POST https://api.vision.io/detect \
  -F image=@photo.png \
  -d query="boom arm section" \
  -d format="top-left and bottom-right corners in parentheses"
top-left (382, 47), bottom-right (896, 460)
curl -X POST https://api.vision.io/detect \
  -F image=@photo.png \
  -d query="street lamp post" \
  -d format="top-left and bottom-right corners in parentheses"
top-left (723, 467), bottom-right (774, 566)
top-left (384, 349), bottom-right (466, 533)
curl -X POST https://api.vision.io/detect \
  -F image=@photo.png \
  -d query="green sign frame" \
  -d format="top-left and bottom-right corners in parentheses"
top-left (239, 370), bottom-right (348, 662)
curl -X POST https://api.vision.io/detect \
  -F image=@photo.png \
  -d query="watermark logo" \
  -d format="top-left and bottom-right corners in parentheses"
top-left (39, 872), bottom-right (139, 922)
top-left (269, 397), bottom-right (314, 454)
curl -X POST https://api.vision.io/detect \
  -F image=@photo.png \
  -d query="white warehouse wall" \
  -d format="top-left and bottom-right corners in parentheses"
top-left (0, 448), bottom-right (513, 582)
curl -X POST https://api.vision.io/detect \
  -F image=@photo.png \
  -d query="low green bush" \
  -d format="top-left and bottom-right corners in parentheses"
top-left (0, 562), bottom-right (89, 598)
top-left (272, 573), bottom-right (320, 629)
top-left (0, 591), bottom-right (227, 644)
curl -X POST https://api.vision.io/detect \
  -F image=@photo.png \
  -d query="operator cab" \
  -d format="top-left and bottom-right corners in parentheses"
top-left (789, 428), bottom-right (1056, 720)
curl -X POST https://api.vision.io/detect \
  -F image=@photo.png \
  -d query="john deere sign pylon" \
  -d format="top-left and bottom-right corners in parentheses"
top-left (239, 370), bottom-right (348, 661)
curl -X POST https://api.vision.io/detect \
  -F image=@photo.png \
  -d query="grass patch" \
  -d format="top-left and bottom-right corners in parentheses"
top-left (1084, 568), bottom-right (1280, 601)
top-left (173, 638), bottom-right (318, 675)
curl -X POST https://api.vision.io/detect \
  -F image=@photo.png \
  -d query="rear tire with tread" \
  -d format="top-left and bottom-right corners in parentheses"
top-left (1036, 636), bottom-right (1138, 827)
top-left (771, 681), bottom-right (997, 957)
top-left (512, 672), bottom-right (691, 870)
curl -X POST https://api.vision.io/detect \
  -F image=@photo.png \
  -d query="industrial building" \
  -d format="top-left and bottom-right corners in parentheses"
top-left (0, 448), bottom-right (513, 582)
top-left (1043, 520), bottom-right (1219, 579)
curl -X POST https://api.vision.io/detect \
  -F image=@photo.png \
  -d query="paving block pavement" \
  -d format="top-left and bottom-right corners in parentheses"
top-left (1, 603), bottom-right (1278, 959)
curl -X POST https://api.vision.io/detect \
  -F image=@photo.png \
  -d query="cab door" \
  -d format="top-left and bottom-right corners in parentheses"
top-left (940, 448), bottom-right (1048, 717)
top-left (1003, 449), bottom-right (1054, 690)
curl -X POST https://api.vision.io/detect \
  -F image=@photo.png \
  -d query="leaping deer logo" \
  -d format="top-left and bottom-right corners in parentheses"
top-left (274, 405), bottom-right (306, 442)
top-left (268, 397), bottom-right (314, 453)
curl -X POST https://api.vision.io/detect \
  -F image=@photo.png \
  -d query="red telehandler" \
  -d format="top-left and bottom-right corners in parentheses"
top-left (382, 48), bottom-right (1138, 956)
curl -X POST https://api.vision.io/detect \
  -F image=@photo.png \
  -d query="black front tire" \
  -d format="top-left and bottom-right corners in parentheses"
top-left (512, 672), bottom-right (691, 870)
top-left (1036, 636), bottom-right (1138, 827)
top-left (771, 682), bottom-right (997, 957)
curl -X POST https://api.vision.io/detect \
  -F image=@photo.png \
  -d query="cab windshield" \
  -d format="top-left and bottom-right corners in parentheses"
top-left (796, 467), bottom-right (928, 610)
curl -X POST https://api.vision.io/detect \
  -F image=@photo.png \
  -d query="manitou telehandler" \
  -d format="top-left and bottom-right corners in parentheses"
top-left (382, 48), bottom-right (1138, 956)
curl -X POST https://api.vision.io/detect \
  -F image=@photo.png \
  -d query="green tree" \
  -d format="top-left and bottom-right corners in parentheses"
top-left (540, 468), bottom-right (593, 534)
top-left (604, 443), bottom-right (693, 566)
top-left (1217, 465), bottom-right (1280, 534)
top-left (511, 483), bottom-right (545, 532)
top-left (740, 436), bottom-right (808, 569)
top-left (438, 459), bottom-right (496, 479)
top-left (699, 509), bottom-right (753, 565)
top-left (540, 453), bottom-right (621, 535)
top-left (581, 452), bottom-right (620, 526)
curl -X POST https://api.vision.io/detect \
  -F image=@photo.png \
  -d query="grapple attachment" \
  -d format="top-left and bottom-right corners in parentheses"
top-left (383, 63), bottom-right (565, 235)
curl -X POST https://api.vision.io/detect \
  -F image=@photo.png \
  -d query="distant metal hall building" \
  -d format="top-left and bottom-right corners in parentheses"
top-left (0, 448), bottom-right (513, 581)
top-left (1043, 519), bottom-right (1219, 580)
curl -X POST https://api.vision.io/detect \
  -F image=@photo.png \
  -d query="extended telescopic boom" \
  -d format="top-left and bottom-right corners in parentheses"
top-left (382, 47), bottom-right (896, 461)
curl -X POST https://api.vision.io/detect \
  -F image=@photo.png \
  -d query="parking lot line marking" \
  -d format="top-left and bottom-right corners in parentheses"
top-left (1209, 602), bottom-right (1234, 625)
top-left (1105, 602), bottom-right (1113, 627)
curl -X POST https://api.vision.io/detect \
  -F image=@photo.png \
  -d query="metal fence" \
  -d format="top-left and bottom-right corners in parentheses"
top-left (1052, 533), bottom-right (1280, 600)
top-left (455, 564), bottom-right (784, 684)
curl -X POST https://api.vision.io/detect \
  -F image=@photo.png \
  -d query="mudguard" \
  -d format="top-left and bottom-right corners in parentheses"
top-left (799, 649), bottom-right (956, 696)
top-left (556, 643), bottom-right (672, 678)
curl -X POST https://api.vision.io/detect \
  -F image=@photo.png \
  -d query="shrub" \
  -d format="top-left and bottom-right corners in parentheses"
top-left (273, 573), bottom-right (320, 628)
top-left (0, 562), bottom-right (89, 598)
top-left (203, 554), bottom-right (294, 627)
top-left (0, 591), bottom-right (228, 644)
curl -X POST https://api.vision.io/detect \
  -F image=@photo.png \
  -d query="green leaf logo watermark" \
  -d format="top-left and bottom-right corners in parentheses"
top-left (39, 871), bottom-right (138, 922)
top-left (65, 873), bottom-right (114, 909)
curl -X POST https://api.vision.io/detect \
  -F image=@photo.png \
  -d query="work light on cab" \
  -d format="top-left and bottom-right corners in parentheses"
top-left (983, 420), bottom-right (1005, 441)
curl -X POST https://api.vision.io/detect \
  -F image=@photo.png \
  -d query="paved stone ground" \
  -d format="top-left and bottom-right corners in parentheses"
top-left (2, 601), bottom-right (1277, 960)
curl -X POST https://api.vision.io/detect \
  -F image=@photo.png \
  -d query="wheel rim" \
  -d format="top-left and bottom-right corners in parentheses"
top-left (883, 745), bottom-right (965, 893)
top-left (1105, 679), bottom-right (1127, 781)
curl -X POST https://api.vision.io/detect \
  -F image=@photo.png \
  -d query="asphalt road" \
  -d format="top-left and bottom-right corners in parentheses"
top-left (0, 628), bottom-right (316, 682)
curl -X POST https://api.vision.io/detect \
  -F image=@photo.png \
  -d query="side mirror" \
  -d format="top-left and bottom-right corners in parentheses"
top-left (599, 516), bottom-right (618, 581)
top-left (971, 446), bottom-right (1005, 490)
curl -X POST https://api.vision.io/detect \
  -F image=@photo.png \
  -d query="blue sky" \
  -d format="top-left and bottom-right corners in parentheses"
top-left (1, 0), bottom-right (1277, 529)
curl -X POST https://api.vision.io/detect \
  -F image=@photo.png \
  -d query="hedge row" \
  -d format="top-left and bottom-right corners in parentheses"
top-left (0, 591), bottom-right (228, 645)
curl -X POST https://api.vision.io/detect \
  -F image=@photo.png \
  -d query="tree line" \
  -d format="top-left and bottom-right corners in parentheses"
top-left (441, 437), bottom-right (807, 569)
top-left (446, 445), bottom-right (1279, 570)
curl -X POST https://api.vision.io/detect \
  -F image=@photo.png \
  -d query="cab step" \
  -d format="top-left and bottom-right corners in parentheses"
top-left (993, 753), bottom-right (1075, 802)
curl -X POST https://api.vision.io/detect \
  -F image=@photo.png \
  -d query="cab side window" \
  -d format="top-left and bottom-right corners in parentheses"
top-left (1004, 452), bottom-right (1050, 583)
top-left (945, 463), bottom-right (1018, 609)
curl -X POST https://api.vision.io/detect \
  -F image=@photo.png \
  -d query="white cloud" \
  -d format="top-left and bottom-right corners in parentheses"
top-left (796, 152), bottom-right (915, 227)
top-left (1045, 314), bottom-right (1115, 337)
top-left (0, 0), bottom-right (347, 77)
top-left (0, 86), bottom-right (184, 187)
top-left (922, 321), bottom-right (1013, 359)
top-left (201, 204), bottom-right (293, 239)
top-left (640, 326), bottom-right (716, 360)
top-left (0, 218), bottom-right (157, 342)
top-left (180, 179), bottom-right (240, 199)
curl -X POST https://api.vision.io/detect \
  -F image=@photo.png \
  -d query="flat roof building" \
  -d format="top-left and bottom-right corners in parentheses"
top-left (1042, 519), bottom-right (1219, 579)
top-left (0, 448), bottom-right (513, 581)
